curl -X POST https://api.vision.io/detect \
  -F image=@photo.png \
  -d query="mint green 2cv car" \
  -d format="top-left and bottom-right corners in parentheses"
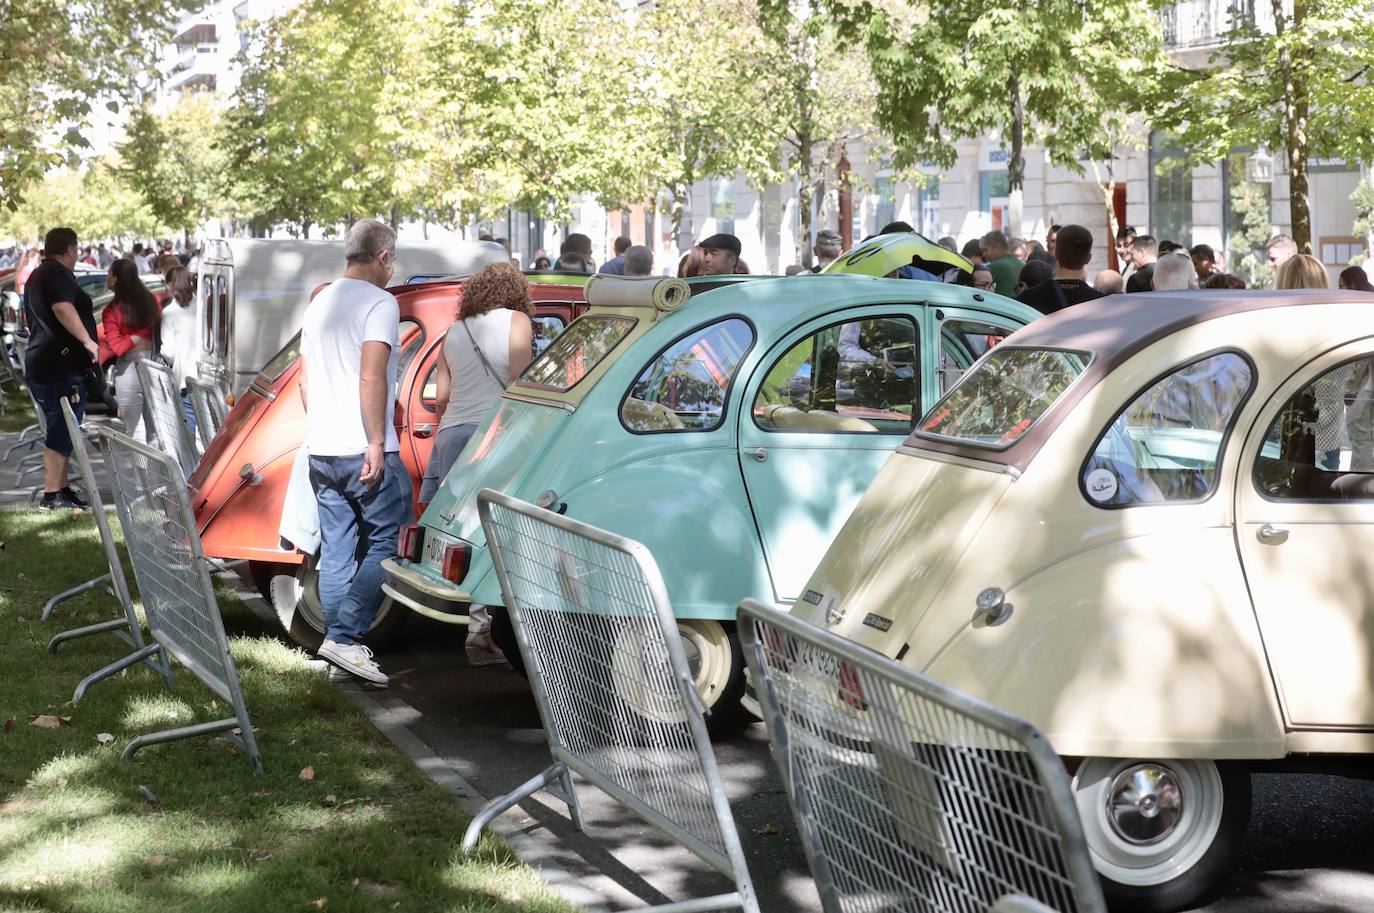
top-left (382, 273), bottom-right (1040, 729)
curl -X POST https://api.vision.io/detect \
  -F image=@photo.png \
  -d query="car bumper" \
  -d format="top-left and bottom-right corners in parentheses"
top-left (379, 557), bottom-right (472, 625)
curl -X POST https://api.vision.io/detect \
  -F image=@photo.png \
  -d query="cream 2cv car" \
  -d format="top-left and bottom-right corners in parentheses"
top-left (792, 289), bottom-right (1374, 911)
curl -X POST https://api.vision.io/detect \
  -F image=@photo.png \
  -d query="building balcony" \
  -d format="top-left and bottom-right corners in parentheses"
top-left (1161, 0), bottom-right (1289, 49)
top-left (167, 51), bottom-right (221, 91)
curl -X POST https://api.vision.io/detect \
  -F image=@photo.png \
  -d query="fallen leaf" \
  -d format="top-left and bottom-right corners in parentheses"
top-left (503, 891), bottom-right (523, 903)
top-left (324, 794), bottom-right (337, 805)
top-left (253, 850), bottom-right (273, 861)
top-left (299, 766), bottom-right (316, 781)
top-left (27, 715), bottom-right (61, 730)
top-left (54, 778), bottom-right (68, 788)
top-left (310, 899), bottom-right (327, 910)
top-left (24, 779), bottom-right (37, 789)
top-left (96, 732), bottom-right (114, 744)
top-left (138, 785), bottom-right (160, 806)
top-left (148, 855), bottom-right (168, 866)
top-left (3, 718), bottom-right (12, 733)
top-left (755, 823), bottom-right (780, 836)
top-left (59, 715), bottom-right (72, 723)
top-left (250, 789), bottom-right (274, 798)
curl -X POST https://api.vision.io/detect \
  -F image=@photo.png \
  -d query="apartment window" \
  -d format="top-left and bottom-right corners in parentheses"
top-left (875, 176), bottom-right (896, 233)
top-left (711, 179), bottom-right (735, 236)
top-left (1149, 132), bottom-right (1193, 247)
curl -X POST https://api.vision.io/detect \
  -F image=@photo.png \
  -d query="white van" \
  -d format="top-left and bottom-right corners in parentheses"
top-left (196, 238), bottom-right (507, 392)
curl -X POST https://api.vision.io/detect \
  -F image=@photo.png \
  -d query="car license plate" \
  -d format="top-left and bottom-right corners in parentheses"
top-left (423, 529), bottom-right (461, 569)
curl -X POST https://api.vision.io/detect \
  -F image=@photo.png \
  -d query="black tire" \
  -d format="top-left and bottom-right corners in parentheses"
top-left (262, 557), bottom-right (408, 650)
top-left (1078, 759), bottom-right (1251, 913)
top-left (491, 609), bottom-right (750, 739)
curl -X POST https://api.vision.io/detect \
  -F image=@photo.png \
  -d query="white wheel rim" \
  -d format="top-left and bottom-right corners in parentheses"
top-left (611, 619), bottom-right (733, 723)
top-left (1073, 757), bottom-right (1225, 887)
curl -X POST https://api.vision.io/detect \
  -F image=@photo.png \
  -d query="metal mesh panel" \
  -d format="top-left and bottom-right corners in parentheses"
top-left (136, 359), bottom-right (199, 475)
top-left (738, 599), bottom-right (1106, 913)
top-left (99, 426), bottom-right (240, 703)
top-left (186, 378), bottom-right (226, 452)
top-left (477, 490), bottom-right (757, 913)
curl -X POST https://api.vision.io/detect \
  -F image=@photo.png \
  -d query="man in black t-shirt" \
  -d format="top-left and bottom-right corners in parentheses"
top-left (1015, 224), bottom-right (1106, 315)
top-left (23, 227), bottom-right (99, 511)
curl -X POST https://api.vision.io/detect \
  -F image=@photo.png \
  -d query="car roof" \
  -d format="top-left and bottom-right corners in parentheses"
top-left (648, 274), bottom-right (1038, 333)
top-left (1007, 289), bottom-right (1374, 358)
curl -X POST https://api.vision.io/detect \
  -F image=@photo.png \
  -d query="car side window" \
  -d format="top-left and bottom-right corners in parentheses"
top-left (939, 318), bottom-right (1013, 394)
top-left (621, 318), bottom-right (754, 432)
top-left (754, 316), bottom-right (918, 434)
top-left (396, 319), bottom-right (423, 384)
top-left (1255, 355), bottom-right (1374, 500)
top-left (1082, 351), bottom-right (1254, 508)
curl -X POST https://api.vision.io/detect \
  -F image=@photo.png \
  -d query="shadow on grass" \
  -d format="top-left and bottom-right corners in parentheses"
top-left (0, 507), bottom-right (577, 913)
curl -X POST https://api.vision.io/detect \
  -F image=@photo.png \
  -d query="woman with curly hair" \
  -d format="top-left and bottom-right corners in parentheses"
top-left (419, 261), bottom-right (533, 504)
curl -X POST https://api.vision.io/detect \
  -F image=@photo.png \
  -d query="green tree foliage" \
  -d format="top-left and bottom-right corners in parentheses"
top-left (1153, 0), bottom-right (1374, 252)
top-left (221, 0), bottom-right (425, 235)
top-left (1226, 155), bottom-right (1276, 287)
top-left (0, 0), bottom-right (194, 210)
top-left (120, 96), bottom-right (235, 234)
top-left (817, 0), bottom-right (1167, 236)
top-left (0, 162), bottom-right (170, 243)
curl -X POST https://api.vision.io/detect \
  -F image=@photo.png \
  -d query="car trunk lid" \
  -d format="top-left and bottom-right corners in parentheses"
top-left (420, 394), bottom-right (570, 546)
top-left (793, 446), bottom-right (1014, 663)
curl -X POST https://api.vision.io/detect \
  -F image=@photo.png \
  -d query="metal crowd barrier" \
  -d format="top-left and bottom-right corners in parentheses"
top-left (737, 599), bottom-right (1106, 913)
top-left (185, 377), bottom-right (228, 452)
top-left (9, 381), bottom-right (48, 481)
top-left (46, 399), bottom-right (177, 700)
top-left (96, 425), bottom-right (263, 773)
top-left (471, 489), bottom-right (759, 913)
top-left (136, 359), bottom-right (200, 474)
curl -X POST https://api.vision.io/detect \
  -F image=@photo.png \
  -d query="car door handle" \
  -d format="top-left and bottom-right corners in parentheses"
top-left (749, 447), bottom-right (767, 462)
top-left (1257, 523), bottom-right (1289, 543)
top-left (414, 424), bottom-right (435, 439)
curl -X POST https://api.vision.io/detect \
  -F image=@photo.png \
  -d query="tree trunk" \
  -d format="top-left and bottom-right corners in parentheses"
top-left (798, 142), bottom-right (814, 269)
top-left (1007, 71), bottom-right (1026, 240)
top-left (1277, 0), bottom-right (1311, 252)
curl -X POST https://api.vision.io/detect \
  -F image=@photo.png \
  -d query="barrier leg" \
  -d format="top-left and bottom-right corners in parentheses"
top-left (461, 762), bottom-right (572, 853)
top-left (3, 429), bottom-right (39, 461)
top-left (556, 765), bottom-right (585, 833)
top-left (72, 644), bottom-right (169, 703)
top-left (43, 572), bottom-right (112, 620)
top-left (122, 716), bottom-right (241, 761)
top-left (49, 617), bottom-right (131, 652)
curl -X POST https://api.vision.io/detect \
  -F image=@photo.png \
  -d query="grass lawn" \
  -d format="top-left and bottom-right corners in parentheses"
top-left (0, 379), bottom-right (36, 435)
top-left (0, 508), bottom-right (573, 913)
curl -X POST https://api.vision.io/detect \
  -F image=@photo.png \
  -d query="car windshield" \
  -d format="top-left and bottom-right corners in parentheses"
top-left (258, 332), bottom-right (302, 383)
top-left (520, 314), bottom-right (635, 391)
top-left (915, 347), bottom-right (1091, 449)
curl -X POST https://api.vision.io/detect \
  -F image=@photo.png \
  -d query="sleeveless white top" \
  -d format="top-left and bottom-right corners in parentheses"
top-left (439, 309), bottom-right (515, 430)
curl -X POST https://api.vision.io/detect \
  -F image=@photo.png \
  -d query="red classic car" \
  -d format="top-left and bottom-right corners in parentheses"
top-left (188, 274), bottom-right (587, 645)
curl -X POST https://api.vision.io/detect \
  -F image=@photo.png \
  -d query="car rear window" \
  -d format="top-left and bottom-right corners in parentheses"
top-left (915, 347), bottom-right (1091, 449)
top-left (520, 315), bottom-right (635, 391)
top-left (258, 332), bottom-right (302, 383)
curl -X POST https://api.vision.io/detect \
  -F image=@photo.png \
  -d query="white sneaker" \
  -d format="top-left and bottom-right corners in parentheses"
top-left (326, 666), bottom-right (351, 682)
top-left (465, 630), bottom-right (507, 667)
top-left (318, 640), bottom-right (388, 686)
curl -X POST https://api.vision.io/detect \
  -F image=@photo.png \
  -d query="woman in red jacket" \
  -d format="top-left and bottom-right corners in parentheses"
top-left (100, 258), bottom-right (162, 444)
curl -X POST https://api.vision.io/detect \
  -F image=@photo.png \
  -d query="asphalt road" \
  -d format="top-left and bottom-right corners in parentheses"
top-left (371, 614), bottom-right (1374, 913)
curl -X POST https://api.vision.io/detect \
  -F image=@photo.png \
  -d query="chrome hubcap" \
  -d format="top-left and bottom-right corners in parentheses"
top-left (1106, 763), bottom-right (1184, 845)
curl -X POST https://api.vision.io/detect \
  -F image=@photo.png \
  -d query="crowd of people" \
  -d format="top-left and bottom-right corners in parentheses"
top-left (14, 228), bottom-right (202, 510)
top-left (1, 239), bottom-right (201, 295)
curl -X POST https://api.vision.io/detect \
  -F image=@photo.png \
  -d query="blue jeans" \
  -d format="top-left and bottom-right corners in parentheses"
top-left (309, 451), bottom-right (412, 645)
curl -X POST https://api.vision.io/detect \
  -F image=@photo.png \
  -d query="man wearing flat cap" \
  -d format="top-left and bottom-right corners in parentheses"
top-left (810, 229), bottom-right (842, 273)
top-left (699, 233), bottom-right (741, 276)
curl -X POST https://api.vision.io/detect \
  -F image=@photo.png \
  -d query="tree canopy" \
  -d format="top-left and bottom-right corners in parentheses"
top-left (0, 0), bottom-right (194, 210)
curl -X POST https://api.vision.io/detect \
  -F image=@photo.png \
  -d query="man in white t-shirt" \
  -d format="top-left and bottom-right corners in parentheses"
top-left (299, 219), bottom-right (410, 686)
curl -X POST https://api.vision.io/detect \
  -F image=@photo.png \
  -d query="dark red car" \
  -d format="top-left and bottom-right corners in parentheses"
top-left (188, 274), bottom-right (587, 644)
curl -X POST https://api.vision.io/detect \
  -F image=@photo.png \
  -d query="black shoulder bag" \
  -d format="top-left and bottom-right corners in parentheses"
top-left (28, 304), bottom-right (114, 409)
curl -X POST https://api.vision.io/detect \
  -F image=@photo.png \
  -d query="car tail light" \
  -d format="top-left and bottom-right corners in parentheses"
top-left (398, 523), bottom-right (422, 562)
top-left (440, 541), bottom-right (471, 583)
top-left (838, 660), bottom-right (867, 710)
